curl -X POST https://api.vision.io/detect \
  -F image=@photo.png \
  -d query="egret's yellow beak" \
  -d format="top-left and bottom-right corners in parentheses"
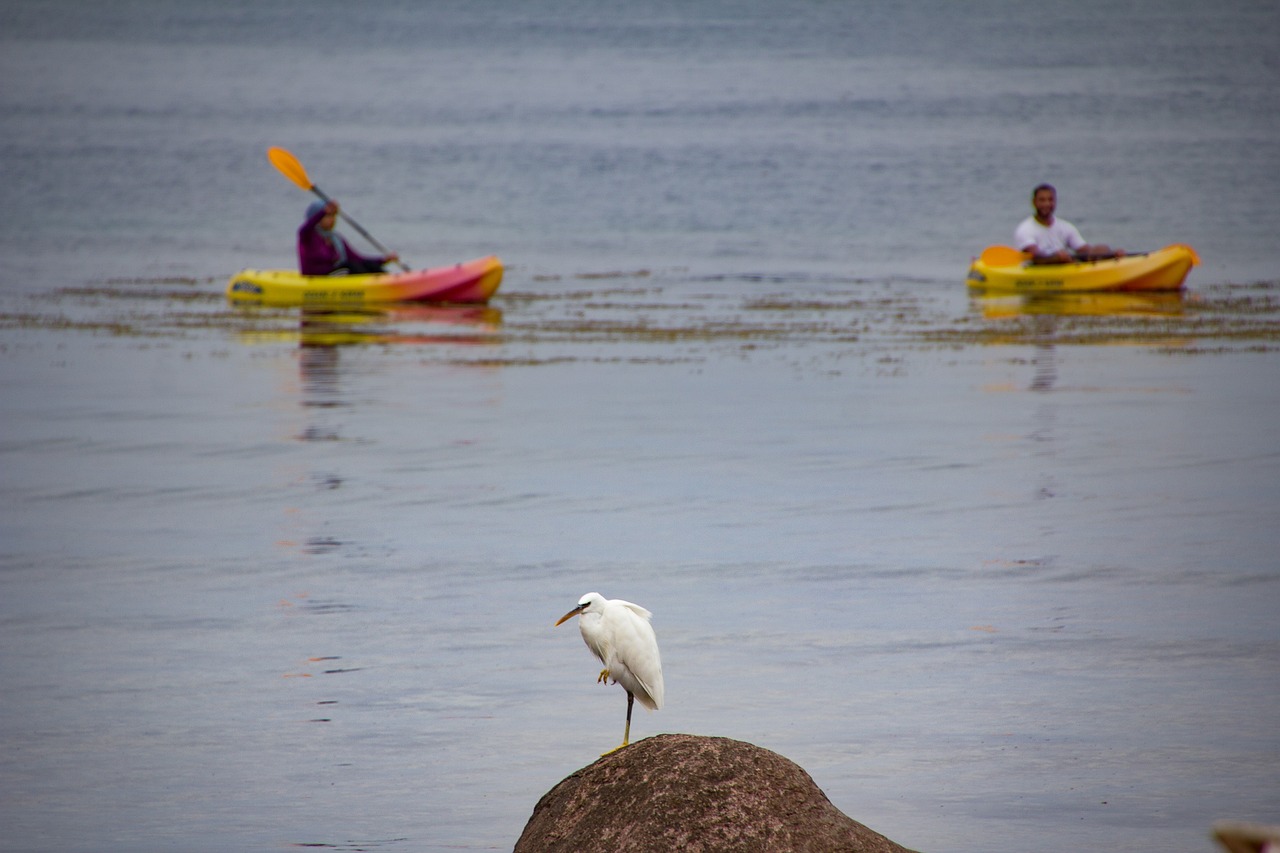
top-left (555, 605), bottom-right (584, 626)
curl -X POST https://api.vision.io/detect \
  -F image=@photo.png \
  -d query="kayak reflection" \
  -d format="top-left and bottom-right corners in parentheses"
top-left (971, 291), bottom-right (1186, 320)
top-left (236, 304), bottom-right (503, 347)
top-left (966, 291), bottom-right (1192, 350)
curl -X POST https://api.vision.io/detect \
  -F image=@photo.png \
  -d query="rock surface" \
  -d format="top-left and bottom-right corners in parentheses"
top-left (515, 733), bottom-right (918, 852)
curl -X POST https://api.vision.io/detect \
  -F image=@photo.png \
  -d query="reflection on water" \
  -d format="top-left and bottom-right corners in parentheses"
top-left (289, 305), bottom-right (503, 444)
top-left (297, 343), bottom-right (345, 445)
top-left (1029, 334), bottom-right (1059, 501)
top-left (1028, 319), bottom-right (1059, 394)
top-left (973, 291), bottom-right (1186, 320)
top-left (960, 291), bottom-right (1199, 350)
top-left (236, 304), bottom-right (504, 347)
top-left (299, 344), bottom-right (342, 402)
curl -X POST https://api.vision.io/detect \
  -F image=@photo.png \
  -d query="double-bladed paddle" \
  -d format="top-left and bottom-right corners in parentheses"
top-left (979, 245), bottom-right (1182, 267)
top-left (267, 146), bottom-right (409, 271)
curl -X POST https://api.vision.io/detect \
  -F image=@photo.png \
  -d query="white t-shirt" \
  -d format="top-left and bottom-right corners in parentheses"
top-left (1014, 216), bottom-right (1086, 256)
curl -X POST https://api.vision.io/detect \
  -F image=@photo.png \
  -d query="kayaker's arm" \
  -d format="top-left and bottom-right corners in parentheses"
top-left (1027, 246), bottom-right (1128, 264)
top-left (1026, 248), bottom-right (1075, 265)
top-left (300, 200), bottom-right (338, 232)
top-left (1075, 244), bottom-right (1126, 261)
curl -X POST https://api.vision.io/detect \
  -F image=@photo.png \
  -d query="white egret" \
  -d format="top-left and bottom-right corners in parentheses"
top-left (555, 592), bottom-right (664, 752)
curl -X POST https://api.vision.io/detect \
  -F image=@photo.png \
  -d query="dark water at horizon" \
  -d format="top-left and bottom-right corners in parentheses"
top-left (1, 2), bottom-right (1278, 852)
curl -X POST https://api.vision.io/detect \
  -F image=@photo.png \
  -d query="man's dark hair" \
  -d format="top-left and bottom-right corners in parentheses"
top-left (1032, 183), bottom-right (1056, 199)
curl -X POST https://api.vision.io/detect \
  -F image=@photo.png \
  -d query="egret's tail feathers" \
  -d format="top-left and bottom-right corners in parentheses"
top-left (634, 682), bottom-right (663, 711)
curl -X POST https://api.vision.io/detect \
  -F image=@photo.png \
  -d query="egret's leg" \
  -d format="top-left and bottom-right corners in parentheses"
top-left (601, 691), bottom-right (635, 756)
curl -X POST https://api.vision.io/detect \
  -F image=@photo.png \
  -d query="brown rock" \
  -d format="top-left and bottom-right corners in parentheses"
top-left (515, 733), bottom-right (919, 853)
top-left (1213, 820), bottom-right (1280, 853)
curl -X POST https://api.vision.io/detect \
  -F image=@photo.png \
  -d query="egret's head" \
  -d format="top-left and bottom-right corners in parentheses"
top-left (555, 592), bottom-right (604, 626)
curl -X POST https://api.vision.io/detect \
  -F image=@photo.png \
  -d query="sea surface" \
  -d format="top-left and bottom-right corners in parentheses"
top-left (1, 2), bottom-right (1278, 852)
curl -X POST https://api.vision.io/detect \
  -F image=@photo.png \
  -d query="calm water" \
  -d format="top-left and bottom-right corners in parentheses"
top-left (2, 2), bottom-right (1278, 852)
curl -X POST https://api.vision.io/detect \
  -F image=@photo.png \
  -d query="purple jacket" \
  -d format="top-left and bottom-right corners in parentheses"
top-left (297, 206), bottom-right (384, 275)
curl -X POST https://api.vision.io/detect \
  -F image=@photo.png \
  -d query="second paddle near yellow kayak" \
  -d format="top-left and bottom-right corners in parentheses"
top-left (227, 255), bottom-right (503, 307)
top-left (966, 244), bottom-right (1199, 293)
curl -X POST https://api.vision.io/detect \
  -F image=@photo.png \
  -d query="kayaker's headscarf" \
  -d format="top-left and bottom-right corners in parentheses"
top-left (305, 200), bottom-right (347, 264)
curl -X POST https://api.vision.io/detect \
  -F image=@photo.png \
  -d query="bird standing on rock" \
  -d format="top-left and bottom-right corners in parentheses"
top-left (555, 592), bottom-right (664, 753)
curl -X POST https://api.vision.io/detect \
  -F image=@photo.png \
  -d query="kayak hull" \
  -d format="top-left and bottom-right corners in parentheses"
top-left (966, 244), bottom-right (1198, 293)
top-left (227, 256), bottom-right (503, 306)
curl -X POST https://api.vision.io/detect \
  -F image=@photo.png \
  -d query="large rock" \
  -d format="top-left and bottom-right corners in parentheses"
top-left (515, 733), bottom-right (918, 852)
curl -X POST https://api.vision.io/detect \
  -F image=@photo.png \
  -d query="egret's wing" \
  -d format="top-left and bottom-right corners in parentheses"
top-left (613, 599), bottom-right (653, 621)
top-left (613, 612), bottom-right (664, 710)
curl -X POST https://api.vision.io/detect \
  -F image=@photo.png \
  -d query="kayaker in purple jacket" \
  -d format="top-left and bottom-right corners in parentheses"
top-left (298, 200), bottom-right (399, 275)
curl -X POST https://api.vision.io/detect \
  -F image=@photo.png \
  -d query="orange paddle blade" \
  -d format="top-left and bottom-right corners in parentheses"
top-left (267, 147), bottom-right (313, 191)
top-left (979, 245), bottom-right (1031, 266)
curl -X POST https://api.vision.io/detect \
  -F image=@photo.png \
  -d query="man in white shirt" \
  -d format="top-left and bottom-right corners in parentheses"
top-left (1014, 184), bottom-right (1124, 264)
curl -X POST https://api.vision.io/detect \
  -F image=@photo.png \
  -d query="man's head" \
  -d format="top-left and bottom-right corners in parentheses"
top-left (1031, 184), bottom-right (1057, 223)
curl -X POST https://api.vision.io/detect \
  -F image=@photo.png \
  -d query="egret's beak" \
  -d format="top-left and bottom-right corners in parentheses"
top-left (555, 604), bottom-right (584, 626)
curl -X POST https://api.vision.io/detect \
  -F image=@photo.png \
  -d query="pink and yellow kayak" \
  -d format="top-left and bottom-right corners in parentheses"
top-left (227, 255), bottom-right (503, 306)
top-left (966, 244), bottom-right (1198, 293)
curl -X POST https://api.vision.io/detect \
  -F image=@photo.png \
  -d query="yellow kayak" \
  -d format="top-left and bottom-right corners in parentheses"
top-left (966, 244), bottom-right (1199, 293)
top-left (227, 255), bottom-right (503, 307)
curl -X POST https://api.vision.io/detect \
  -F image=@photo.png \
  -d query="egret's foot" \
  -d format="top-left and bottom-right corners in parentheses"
top-left (600, 741), bottom-right (629, 756)
top-left (596, 668), bottom-right (610, 684)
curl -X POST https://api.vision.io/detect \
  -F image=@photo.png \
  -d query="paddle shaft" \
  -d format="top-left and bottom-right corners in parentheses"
top-left (980, 245), bottom-right (1148, 267)
top-left (308, 185), bottom-right (410, 272)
